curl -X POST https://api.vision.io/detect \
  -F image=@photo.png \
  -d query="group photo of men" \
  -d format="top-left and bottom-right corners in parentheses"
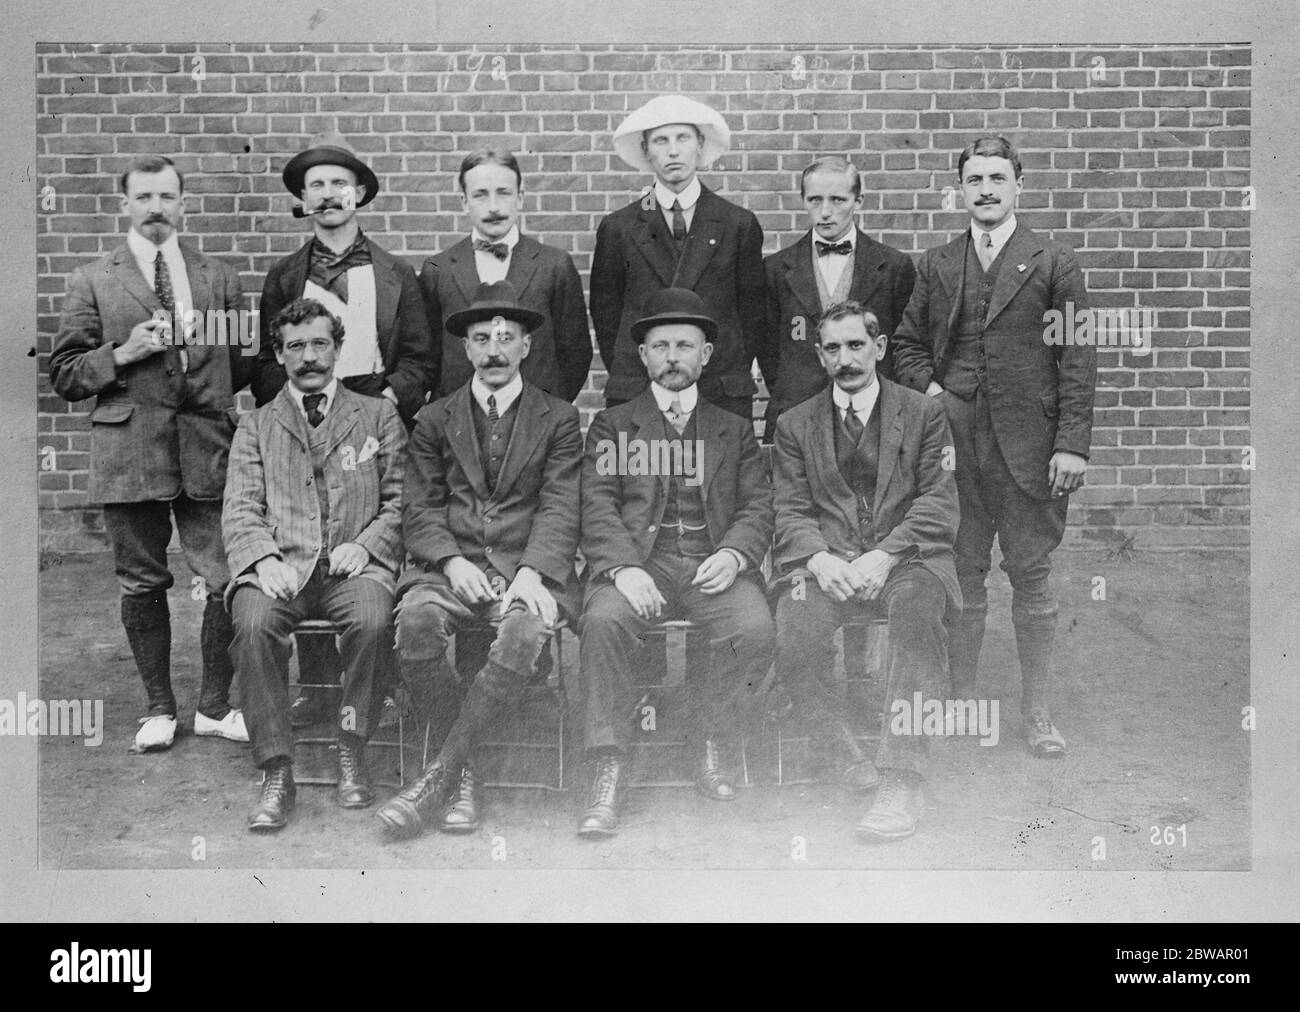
top-left (34, 43), bottom-right (1251, 870)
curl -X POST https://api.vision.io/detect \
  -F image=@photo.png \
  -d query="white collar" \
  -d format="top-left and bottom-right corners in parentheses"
top-left (127, 228), bottom-right (182, 268)
top-left (831, 374), bottom-right (880, 418)
top-left (287, 377), bottom-right (339, 417)
top-left (650, 381), bottom-right (698, 414)
top-left (654, 177), bottom-right (701, 212)
top-left (471, 373), bottom-right (523, 416)
top-left (472, 224), bottom-right (520, 250)
top-left (971, 214), bottom-right (1017, 252)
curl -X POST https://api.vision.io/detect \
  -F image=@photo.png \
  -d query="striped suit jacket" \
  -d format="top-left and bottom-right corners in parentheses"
top-left (222, 383), bottom-right (407, 597)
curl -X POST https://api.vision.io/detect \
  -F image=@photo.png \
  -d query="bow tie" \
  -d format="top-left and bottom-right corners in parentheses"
top-left (473, 238), bottom-right (509, 261)
top-left (816, 239), bottom-right (853, 257)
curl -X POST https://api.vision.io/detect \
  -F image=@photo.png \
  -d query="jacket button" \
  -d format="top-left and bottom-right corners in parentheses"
top-left (648, 525), bottom-right (656, 533)
top-left (485, 546), bottom-right (493, 554)
top-left (484, 517), bottom-right (491, 524)
top-left (846, 550), bottom-right (856, 558)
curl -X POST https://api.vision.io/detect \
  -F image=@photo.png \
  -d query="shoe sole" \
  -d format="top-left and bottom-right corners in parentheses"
top-left (195, 730), bottom-right (249, 742)
top-left (336, 794), bottom-right (375, 809)
top-left (695, 783), bottom-right (737, 802)
top-left (248, 820), bottom-right (288, 832)
top-left (576, 826), bottom-right (618, 839)
top-left (855, 824), bottom-right (917, 842)
top-left (438, 821), bottom-right (480, 834)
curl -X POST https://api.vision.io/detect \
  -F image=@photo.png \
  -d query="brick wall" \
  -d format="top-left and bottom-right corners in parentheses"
top-left (36, 43), bottom-right (1251, 552)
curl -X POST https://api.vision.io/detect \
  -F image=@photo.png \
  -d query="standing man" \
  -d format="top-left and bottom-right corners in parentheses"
top-left (255, 132), bottom-right (434, 727)
top-left (420, 148), bottom-right (592, 402)
top-left (591, 95), bottom-right (765, 421)
top-left (772, 302), bottom-right (960, 841)
top-left (759, 156), bottom-right (916, 437)
top-left (576, 289), bottom-right (774, 838)
top-left (891, 136), bottom-right (1096, 757)
top-left (49, 154), bottom-right (250, 753)
top-left (376, 281), bottom-right (582, 841)
top-left (224, 298), bottom-right (406, 831)
top-left (254, 132), bottom-right (434, 424)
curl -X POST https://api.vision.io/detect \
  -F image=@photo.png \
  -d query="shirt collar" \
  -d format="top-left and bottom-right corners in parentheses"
top-left (815, 226), bottom-right (857, 249)
top-left (288, 377), bottom-right (339, 417)
top-left (655, 177), bottom-right (701, 212)
top-left (471, 373), bottom-right (523, 416)
top-left (650, 381), bottom-right (698, 414)
top-left (831, 374), bottom-right (879, 417)
top-left (971, 214), bottom-right (1017, 252)
top-left (472, 224), bottom-right (520, 250)
top-left (127, 228), bottom-right (181, 267)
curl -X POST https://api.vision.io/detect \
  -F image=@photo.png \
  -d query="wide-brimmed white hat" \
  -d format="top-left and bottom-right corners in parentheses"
top-left (612, 95), bottom-right (731, 173)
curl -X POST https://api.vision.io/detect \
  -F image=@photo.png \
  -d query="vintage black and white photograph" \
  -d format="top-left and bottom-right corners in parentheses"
top-left (4, 0), bottom-right (1296, 923)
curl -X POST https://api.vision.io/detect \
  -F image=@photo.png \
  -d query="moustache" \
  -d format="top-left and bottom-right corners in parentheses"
top-left (481, 358), bottom-right (509, 369)
top-left (976, 199), bottom-right (1000, 205)
top-left (295, 365), bottom-right (328, 375)
top-left (835, 366), bottom-right (864, 377)
top-left (143, 215), bottom-right (169, 224)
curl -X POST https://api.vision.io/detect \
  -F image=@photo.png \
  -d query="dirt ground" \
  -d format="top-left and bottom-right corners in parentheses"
top-left (36, 546), bottom-right (1249, 872)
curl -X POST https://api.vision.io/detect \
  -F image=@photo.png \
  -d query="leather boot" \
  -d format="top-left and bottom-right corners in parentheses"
top-left (946, 606), bottom-right (986, 697)
top-left (696, 738), bottom-right (736, 801)
top-left (197, 596), bottom-right (235, 720)
top-left (121, 592), bottom-right (175, 717)
top-left (812, 722), bottom-right (880, 791)
top-left (855, 770), bottom-right (924, 842)
top-left (336, 737), bottom-right (374, 808)
top-left (577, 753), bottom-right (625, 838)
top-left (437, 763), bottom-right (481, 833)
top-left (248, 762), bottom-right (296, 832)
top-left (376, 761), bottom-right (451, 840)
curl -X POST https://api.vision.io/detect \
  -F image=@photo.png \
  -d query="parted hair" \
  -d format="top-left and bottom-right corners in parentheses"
top-left (957, 135), bottom-right (1022, 179)
top-left (119, 155), bottom-right (184, 195)
top-left (270, 298), bottom-right (346, 350)
top-left (458, 147), bottom-right (523, 191)
top-left (816, 300), bottom-right (881, 342)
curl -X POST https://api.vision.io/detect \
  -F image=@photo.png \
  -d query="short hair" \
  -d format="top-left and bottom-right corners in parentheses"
top-left (641, 123), bottom-right (706, 148)
top-left (270, 298), bottom-right (346, 351)
top-left (458, 148), bottom-right (522, 192)
top-left (957, 135), bottom-right (1022, 180)
top-left (119, 155), bottom-right (184, 196)
top-left (799, 157), bottom-right (862, 199)
top-left (816, 301), bottom-right (881, 343)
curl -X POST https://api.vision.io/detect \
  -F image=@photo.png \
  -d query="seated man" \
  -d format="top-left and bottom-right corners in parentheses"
top-left (576, 288), bottom-right (775, 838)
top-left (377, 281), bottom-right (582, 840)
top-left (771, 301), bottom-right (960, 842)
top-left (223, 298), bottom-right (406, 832)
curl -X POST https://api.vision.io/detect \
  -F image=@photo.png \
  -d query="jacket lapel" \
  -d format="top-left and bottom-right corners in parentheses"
top-left (694, 397), bottom-right (729, 507)
top-left (781, 232), bottom-right (823, 320)
top-left (807, 390), bottom-right (857, 522)
top-left (368, 241), bottom-right (402, 352)
top-left (282, 241), bottom-right (311, 302)
top-left (871, 381), bottom-right (904, 521)
top-left (984, 226), bottom-right (1043, 327)
top-left (271, 386), bottom-right (310, 451)
top-left (446, 236), bottom-right (482, 305)
top-left (936, 233), bottom-right (967, 337)
top-left (851, 230), bottom-right (887, 307)
top-left (324, 387), bottom-right (363, 458)
top-left (629, 389), bottom-right (671, 494)
top-left (630, 202), bottom-right (679, 288)
top-left (489, 383), bottom-right (548, 503)
top-left (671, 186), bottom-right (723, 292)
top-left (445, 385), bottom-right (490, 501)
top-left (505, 234), bottom-right (542, 300)
top-left (109, 245), bottom-right (163, 317)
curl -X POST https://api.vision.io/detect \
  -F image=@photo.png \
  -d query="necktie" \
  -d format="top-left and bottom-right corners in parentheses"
top-left (670, 199), bottom-right (687, 244)
top-left (816, 240), bottom-right (852, 257)
top-left (487, 393), bottom-right (499, 424)
top-left (473, 238), bottom-right (509, 261)
top-left (978, 232), bottom-right (995, 271)
top-left (843, 404), bottom-right (865, 443)
top-left (666, 396), bottom-right (687, 435)
top-left (303, 393), bottom-right (325, 428)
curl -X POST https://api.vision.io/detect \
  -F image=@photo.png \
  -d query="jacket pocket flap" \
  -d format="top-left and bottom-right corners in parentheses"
top-left (91, 402), bottom-right (135, 424)
top-left (1040, 392), bottom-right (1059, 417)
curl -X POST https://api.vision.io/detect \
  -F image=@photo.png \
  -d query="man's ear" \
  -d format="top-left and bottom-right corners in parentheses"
top-left (699, 341), bottom-right (714, 368)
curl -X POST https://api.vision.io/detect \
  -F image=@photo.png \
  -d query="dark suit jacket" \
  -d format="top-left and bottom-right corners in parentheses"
top-left (580, 388), bottom-right (774, 592)
top-left (758, 228), bottom-right (916, 424)
top-left (772, 380), bottom-right (960, 609)
top-left (223, 384), bottom-right (407, 597)
top-left (419, 234), bottom-right (593, 402)
top-left (590, 185), bottom-right (766, 405)
top-left (891, 225), bottom-right (1097, 501)
top-left (253, 236), bottom-right (435, 423)
top-left (49, 241), bottom-right (251, 503)
top-left (398, 381), bottom-right (583, 616)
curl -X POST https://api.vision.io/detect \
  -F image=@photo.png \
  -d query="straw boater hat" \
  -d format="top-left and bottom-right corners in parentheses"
top-left (611, 95), bottom-right (732, 174)
top-left (282, 131), bottom-right (380, 207)
top-left (444, 280), bottom-right (547, 338)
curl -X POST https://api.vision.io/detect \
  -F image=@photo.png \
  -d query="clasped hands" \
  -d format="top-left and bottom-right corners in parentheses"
top-left (806, 548), bottom-right (899, 603)
top-left (442, 556), bottom-right (558, 628)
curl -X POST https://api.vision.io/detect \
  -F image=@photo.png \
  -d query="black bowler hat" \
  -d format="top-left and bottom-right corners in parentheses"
top-left (630, 287), bottom-right (718, 344)
top-left (444, 280), bottom-right (547, 338)
top-left (282, 131), bottom-right (380, 207)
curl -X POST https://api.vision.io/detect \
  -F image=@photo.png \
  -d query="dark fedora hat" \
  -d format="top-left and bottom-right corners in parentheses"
top-left (630, 287), bottom-right (718, 344)
top-left (444, 280), bottom-right (547, 338)
top-left (282, 131), bottom-right (380, 207)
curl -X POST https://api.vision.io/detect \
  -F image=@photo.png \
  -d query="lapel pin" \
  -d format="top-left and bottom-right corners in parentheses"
top-left (1017, 263), bottom-right (1027, 272)
top-left (709, 238), bottom-right (716, 245)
